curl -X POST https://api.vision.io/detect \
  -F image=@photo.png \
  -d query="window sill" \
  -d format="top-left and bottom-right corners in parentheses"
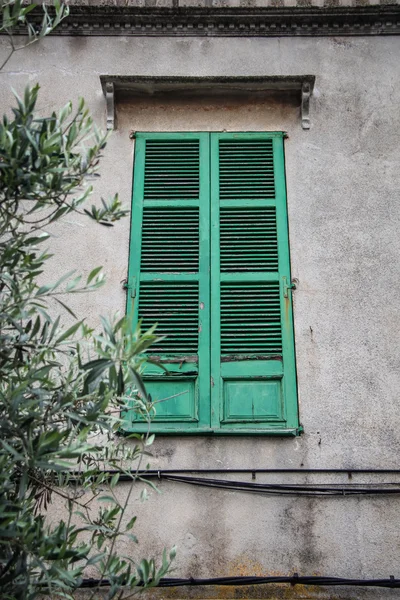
top-left (120, 425), bottom-right (303, 436)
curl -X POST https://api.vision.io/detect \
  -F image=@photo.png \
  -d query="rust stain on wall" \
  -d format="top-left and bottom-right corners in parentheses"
top-left (123, 557), bottom-right (341, 600)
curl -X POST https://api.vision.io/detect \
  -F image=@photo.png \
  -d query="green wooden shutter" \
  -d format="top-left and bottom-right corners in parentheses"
top-left (210, 132), bottom-right (298, 433)
top-left (124, 131), bottom-right (298, 435)
top-left (124, 133), bottom-right (210, 433)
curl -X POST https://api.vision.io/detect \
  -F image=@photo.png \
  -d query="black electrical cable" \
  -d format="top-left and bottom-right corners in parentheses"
top-left (78, 574), bottom-right (400, 589)
top-left (155, 473), bottom-right (400, 496)
top-left (71, 468), bottom-right (400, 476)
top-left (99, 468), bottom-right (400, 474)
top-left (68, 469), bottom-right (400, 497)
top-left (65, 469), bottom-right (400, 592)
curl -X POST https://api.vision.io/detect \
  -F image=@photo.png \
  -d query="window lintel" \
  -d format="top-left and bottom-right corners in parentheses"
top-left (100, 74), bottom-right (315, 131)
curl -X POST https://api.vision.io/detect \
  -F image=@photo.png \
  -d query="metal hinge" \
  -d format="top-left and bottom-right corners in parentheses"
top-left (123, 278), bottom-right (136, 298)
top-left (283, 276), bottom-right (296, 299)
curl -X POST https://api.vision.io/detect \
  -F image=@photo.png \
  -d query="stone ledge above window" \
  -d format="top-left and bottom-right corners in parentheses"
top-left (100, 75), bottom-right (316, 131)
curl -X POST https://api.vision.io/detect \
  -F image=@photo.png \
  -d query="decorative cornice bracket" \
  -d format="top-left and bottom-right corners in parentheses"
top-left (100, 75), bottom-right (315, 132)
top-left (301, 81), bottom-right (311, 130)
top-left (105, 81), bottom-right (115, 131)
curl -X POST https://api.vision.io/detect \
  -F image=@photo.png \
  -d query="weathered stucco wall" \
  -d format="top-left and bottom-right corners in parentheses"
top-left (1, 31), bottom-right (400, 599)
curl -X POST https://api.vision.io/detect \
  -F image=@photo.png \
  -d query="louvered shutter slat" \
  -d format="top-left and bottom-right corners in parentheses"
top-left (144, 140), bottom-right (200, 200)
top-left (139, 282), bottom-right (199, 353)
top-left (219, 140), bottom-right (275, 199)
top-left (140, 207), bottom-right (199, 272)
top-left (220, 207), bottom-right (278, 272)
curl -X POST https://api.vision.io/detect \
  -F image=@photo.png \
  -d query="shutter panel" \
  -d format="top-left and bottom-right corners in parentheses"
top-left (124, 133), bottom-right (210, 433)
top-left (210, 133), bottom-right (298, 432)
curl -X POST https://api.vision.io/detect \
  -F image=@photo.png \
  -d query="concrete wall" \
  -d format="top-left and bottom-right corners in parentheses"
top-left (1, 31), bottom-right (400, 599)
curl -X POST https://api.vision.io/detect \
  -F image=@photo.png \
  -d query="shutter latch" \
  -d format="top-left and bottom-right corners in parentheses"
top-left (283, 277), bottom-right (296, 299)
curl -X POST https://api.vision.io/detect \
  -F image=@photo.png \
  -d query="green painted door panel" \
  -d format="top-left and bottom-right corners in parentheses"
top-left (222, 379), bottom-right (284, 424)
top-left (141, 378), bottom-right (198, 422)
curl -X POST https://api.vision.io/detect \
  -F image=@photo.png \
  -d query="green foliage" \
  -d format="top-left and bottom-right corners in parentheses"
top-left (1, 0), bottom-right (67, 36)
top-left (0, 82), bottom-right (175, 600)
top-left (1, 0), bottom-right (69, 70)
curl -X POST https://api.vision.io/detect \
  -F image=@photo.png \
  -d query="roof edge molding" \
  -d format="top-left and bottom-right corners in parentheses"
top-left (100, 75), bottom-right (316, 131)
top-left (10, 5), bottom-right (400, 38)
